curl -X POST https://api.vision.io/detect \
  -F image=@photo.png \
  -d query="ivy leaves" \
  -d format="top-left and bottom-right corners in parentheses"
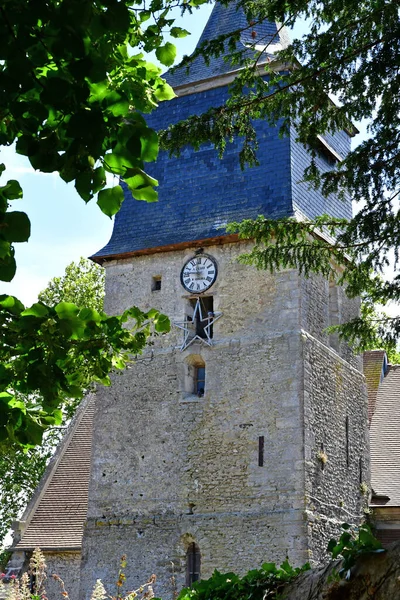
top-left (177, 560), bottom-right (310, 600)
top-left (0, 294), bottom-right (170, 446)
top-left (327, 523), bottom-right (385, 580)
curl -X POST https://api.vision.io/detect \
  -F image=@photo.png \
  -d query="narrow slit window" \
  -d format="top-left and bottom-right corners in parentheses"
top-left (187, 543), bottom-right (201, 586)
top-left (152, 276), bottom-right (162, 291)
top-left (258, 436), bottom-right (264, 467)
top-left (345, 416), bottom-right (350, 467)
top-left (195, 367), bottom-right (205, 397)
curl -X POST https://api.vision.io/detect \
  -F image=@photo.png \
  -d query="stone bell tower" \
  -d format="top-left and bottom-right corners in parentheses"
top-left (81, 3), bottom-right (369, 598)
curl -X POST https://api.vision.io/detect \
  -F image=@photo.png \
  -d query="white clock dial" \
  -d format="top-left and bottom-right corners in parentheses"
top-left (180, 255), bottom-right (218, 293)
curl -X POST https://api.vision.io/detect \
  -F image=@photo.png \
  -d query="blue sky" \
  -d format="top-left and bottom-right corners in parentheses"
top-left (1, 6), bottom-right (371, 307)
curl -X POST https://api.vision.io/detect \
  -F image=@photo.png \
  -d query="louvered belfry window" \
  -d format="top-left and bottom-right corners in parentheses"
top-left (187, 542), bottom-right (201, 586)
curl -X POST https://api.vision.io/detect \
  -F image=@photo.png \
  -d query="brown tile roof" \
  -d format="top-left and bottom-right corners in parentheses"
top-left (374, 528), bottom-right (400, 548)
top-left (363, 350), bottom-right (387, 423)
top-left (14, 396), bottom-right (95, 550)
top-left (370, 365), bottom-right (400, 506)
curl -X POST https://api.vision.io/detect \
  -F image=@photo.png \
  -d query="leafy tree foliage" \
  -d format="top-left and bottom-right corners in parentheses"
top-left (0, 295), bottom-right (169, 446)
top-left (0, 0), bottom-right (185, 285)
top-left (162, 0), bottom-right (400, 351)
top-left (0, 1), bottom-right (182, 445)
top-left (38, 258), bottom-right (105, 312)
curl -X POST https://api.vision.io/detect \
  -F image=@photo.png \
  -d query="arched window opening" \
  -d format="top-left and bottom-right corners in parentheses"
top-left (183, 355), bottom-right (206, 398)
top-left (186, 542), bottom-right (201, 586)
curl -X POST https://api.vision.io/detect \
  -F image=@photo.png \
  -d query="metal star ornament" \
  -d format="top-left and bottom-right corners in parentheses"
top-left (174, 298), bottom-right (223, 351)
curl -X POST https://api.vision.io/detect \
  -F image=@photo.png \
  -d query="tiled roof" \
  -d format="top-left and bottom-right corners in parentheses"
top-left (370, 365), bottom-right (400, 506)
top-left (374, 528), bottom-right (400, 548)
top-left (363, 350), bottom-right (387, 423)
top-left (14, 396), bottom-right (95, 550)
top-left (166, 1), bottom-right (289, 88)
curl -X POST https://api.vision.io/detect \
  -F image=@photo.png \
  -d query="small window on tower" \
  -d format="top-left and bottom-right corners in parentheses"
top-left (186, 543), bottom-right (201, 586)
top-left (182, 355), bottom-right (206, 401)
top-left (195, 366), bottom-right (205, 397)
top-left (152, 276), bottom-right (162, 291)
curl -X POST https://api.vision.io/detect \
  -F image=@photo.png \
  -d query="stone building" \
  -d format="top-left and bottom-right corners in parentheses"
top-left (8, 2), bottom-right (371, 599)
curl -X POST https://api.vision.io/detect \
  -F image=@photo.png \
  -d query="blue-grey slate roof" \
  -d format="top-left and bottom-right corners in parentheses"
top-left (165, 1), bottom-right (287, 87)
top-left (93, 1), bottom-right (351, 261)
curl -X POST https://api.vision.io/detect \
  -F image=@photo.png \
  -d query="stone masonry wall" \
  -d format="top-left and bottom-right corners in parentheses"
top-left (302, 335), bottom-right (369, 562)
top-left (300, 273), bottom-right (361, 368)
top-left (44, 552), bottom-right (81, 600)
top-left (81, 240), bottom-right (367, 598)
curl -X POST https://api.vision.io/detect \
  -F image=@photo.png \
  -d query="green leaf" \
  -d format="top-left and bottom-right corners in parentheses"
top-left (0, 391), bottom-right (13, 404)
top-left (0, 240), bottom-right (10, 259)
top-left (15, 419), bottom-right (44, 446)
top-left (107, 98), bottom-right (129, 117)
top-left (154, 313), bottom-right (170, 333)
top-left (0, 180), bottom-right (23, 200)
top-left (92, 166), bottom-right (106, 193)
top-left (1, 211), bottom-right (31, 242)
top-left (131, 185), bottom-right (158, 202)
top-left (104, 150), bottom-right (140, 174)
top-left (0, 254), bottom-right (16, 282)
top-left (75, 171), bottom-right (93, 202)
top-left (55, 302), bottom-right (80, 318)
top-left (21, 303), bottom-right (49, 318)
top-left (154, 83), bottom-right (176, 101)
top-left (0, 294), bottom-right (24, 314)
top-left (155, 42), bottom-right (177, 67)
top-left (170, 27), bottom-right (190, 38)
top-left (97, 185), bottom-right (124, 217)
top-left (79, 307), bottom-right (101, 322)
top-left (140, 128), bottom-right (159, 162)
top-left (124, 168), bottom-right (158, 190)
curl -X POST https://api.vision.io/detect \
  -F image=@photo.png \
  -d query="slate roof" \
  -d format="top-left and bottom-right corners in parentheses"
top-left (370, 364), bottom-right (400, 507)
top-left (165, 1), bottom-right (289, 88)
top-left (13, 396), bottom-right (95, 550)
top-left (91, 2), bottom-right (298, 263)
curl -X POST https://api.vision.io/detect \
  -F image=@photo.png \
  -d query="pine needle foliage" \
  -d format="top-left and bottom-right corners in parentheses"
top-left (161, 0), bottom-right (400, 349)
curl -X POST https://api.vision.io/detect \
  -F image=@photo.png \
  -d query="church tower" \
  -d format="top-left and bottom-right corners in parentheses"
top-left (81, 3), bottom-right (369, 598)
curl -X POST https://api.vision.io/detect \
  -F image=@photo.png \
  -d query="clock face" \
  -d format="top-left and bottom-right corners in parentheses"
top-left (180, 255), bottom-right (218, 293)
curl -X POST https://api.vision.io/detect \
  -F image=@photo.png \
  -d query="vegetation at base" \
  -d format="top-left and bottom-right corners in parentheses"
top-left (0, 526), bottom-right (386, 599)
top-left (327, 523), bottom-right (385, 581)
top-left (177, 561), bottom-right (311, 600)
top-left (0, 549), bottom-right (11, 573)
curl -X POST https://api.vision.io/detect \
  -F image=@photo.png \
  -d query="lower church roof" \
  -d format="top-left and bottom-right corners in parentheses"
top-left (13, 396), bottom-right (95, 551)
